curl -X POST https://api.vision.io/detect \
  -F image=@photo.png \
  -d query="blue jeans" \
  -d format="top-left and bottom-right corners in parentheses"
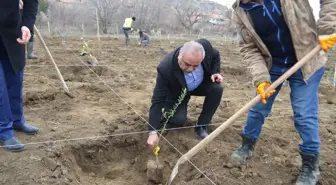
top-left (0, 57), bottom-right (25, 140)
top-left (243, 64), bottom-right (325, 155)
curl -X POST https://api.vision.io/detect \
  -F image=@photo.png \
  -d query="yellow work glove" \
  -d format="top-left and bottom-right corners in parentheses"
top-left (319, 34), bottom-right (336, 52)
top-left (256, 82), bottom-right (276, 104)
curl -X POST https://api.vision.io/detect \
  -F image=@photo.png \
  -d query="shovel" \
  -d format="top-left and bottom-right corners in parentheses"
top-left (34, 27), bottom-right (75, 98)
top-left (20, 0), bottom-right (74, 98)
top-left (167, 45), bottom-right (322, 185)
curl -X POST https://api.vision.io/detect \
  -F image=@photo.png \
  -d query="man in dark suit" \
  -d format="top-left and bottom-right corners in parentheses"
top-left (147, 39), bottom-right (223, 149)
top-left (0, 0), bottom-right (40, 152)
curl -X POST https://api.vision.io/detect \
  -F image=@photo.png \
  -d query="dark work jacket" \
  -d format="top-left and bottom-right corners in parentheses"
top-left (148, 39), bottom-right (221, 131)
top-left (0, 0), bottom-right (38, 72)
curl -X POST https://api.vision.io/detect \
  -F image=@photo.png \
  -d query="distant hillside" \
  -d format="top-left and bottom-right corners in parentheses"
top-left (44, 0), bottom-right (234, 35)
top-left (199, 0), bottom-right (230, 16)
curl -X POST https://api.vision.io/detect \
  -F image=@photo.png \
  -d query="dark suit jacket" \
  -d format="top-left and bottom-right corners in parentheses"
top-left (0, 0), bottom-right (38, 73)
top-left (148, 39), bottom-right (221, 131)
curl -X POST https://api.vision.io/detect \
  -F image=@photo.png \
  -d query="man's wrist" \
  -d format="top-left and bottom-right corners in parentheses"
top-left (149, 131), bottom-right (157, 135)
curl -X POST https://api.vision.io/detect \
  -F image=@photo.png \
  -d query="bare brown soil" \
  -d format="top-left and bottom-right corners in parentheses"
top-left (0, 36), bottom-right (335, 185)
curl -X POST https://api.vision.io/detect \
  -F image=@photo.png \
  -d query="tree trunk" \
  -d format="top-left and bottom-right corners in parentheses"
top-left (103, 26), bottom-right (108, 34)
top-left (96, 8), bottom-right (100, 40)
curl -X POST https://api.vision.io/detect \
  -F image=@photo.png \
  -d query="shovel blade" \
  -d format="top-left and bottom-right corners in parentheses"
top-left (65, 91), bottom-right (75, 98)
top-left (63, 87), bottom-right (75, 98)
top-left (167, 164), bottom-right (179, 185)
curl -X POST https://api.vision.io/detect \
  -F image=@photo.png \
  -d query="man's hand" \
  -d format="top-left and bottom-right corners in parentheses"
top-left (147, 133), bottom-right (159, 150)
top-left (256, 82), bottom-right (276, 104)
top-left (319, 34), bottom-right (336, 51)
top-left (211, 74), bottom-right (223, 83)
top-left (17, 26), bottom-right (31, 45)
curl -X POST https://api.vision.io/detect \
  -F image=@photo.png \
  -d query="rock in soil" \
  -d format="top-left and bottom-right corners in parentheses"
top-left (147, 160), bottom-right (164, 184)
top-left (43, 157), bottom-right (59, 171)
top-left (327, 93), bottom-right (336, 104)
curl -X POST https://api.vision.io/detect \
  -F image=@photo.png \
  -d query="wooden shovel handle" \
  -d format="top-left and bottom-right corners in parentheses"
top-left (34, 25), bottom-right (74, 98)
top-left (20, 0), bottom-right (74, 98)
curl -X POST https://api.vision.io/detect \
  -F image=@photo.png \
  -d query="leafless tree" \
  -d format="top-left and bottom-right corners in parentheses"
top-left (42, 0), bottom-right (234, 36)
top-left (88, 0), bottom-right (124, 34)
top-left (124, 0), bottom-right (170, 32)
top-left (172, 0), bottom-right (202, 33)
top-left (49, 1), bottom-right (81, 33)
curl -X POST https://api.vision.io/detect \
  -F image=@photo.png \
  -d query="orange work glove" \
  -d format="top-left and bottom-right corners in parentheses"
top-left (319, 34), bottom-right (336, 52)
top-left (256, 82), bottom-right (276, 104)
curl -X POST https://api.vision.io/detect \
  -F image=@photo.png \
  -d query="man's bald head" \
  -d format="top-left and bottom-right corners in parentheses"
top-left (178, 41), bottom-right (205, 73)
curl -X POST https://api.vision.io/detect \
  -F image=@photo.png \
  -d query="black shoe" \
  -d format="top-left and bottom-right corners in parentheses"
top-left (295, 152), bottom-right (320, 185)
top-left (195, 126), bottom-right (209, 140)
top-left (231, 134), bottom-right (256, 163)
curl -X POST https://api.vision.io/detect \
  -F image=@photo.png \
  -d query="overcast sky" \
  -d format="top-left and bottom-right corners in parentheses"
top-left (213, 0), bottom-right (320, 19)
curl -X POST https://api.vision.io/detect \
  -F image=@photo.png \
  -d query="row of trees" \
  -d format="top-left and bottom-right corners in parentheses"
top-left (37, 0), bottom-right (235, 36)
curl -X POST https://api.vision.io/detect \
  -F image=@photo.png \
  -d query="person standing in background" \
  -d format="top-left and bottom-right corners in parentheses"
top-left (27, 31), bottom-right (38, 59)
top-left (20, 0), bottom-right (38, 60)
top-left (122, 16), bottom-right (136, 47)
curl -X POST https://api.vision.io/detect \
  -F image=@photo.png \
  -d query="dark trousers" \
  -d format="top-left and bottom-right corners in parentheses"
top-left (123, 27), bottom-right (131, 45)
top-left (0, 57), bottom-right (25, 140)
top-left (165, 80), bottom-right (223, 129)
